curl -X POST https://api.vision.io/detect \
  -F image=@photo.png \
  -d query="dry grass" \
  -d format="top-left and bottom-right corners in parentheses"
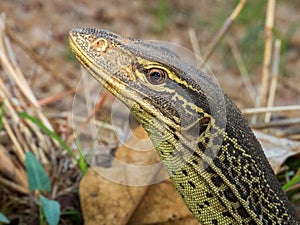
top-left (0, 14), bottom-right (82, 224)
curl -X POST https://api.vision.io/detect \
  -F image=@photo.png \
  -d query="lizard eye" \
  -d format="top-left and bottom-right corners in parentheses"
top-left (146, 68), bottom-right (167, 85)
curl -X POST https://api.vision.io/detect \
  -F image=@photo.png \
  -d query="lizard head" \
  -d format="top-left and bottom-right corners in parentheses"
top-left (69, 28), bottom-right (226, 163)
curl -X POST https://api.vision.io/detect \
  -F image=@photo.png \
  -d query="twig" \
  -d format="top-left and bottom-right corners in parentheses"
top-left (259, 0), bottom-right (276, 110)
top-left (0, 176), bottom-right (29, 194)
top-left (5, 27), bottom-right (74, 90)
top-left (265, 39), bottom-right (281, 123)
top-left (0, 14), bottom-right (51, 164)
top-left (201, 0), bottom-right (246, 66)
top-left (2, 117), bottom-right (26, 163)
top-left (274, 127), bottom-right (300, 139)
top-left (287, 134), bottom-right (300, 140)
top-left (251, 118), bottom-right (300, 129)
top-left (243, 105), bottom-right (300, 114)
top-left (0, 145), bottom-right (28, 188)
top-left (188, 28), bottom-right (202, 64)
top-left (0, 14), bottom-right (53, 131)
top-left (38, 87), bottom-right (77, 106)
top-left (285, 182), bottom-right (300, 192)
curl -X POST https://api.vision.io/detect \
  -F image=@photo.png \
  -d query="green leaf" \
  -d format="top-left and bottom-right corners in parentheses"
top-left (0, 213), bottom-right (9, 223)
top-left (25, 152), bottom-right (51, 191)
top-left (40, 195), bottom-right (60, 225)
top-left (282, 173), bottom-right (300, 192)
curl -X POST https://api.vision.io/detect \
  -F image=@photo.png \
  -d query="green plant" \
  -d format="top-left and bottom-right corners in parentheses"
top-left (25, 152), bottom-right (60, 225)
top-left (40, 196), bottom-right (60, 225)
top-left (156, 0), bottom-right (169, 34)
top-left (0, 213), bottom-right (9, 224)
top-left (19, 112), bottom-right (88, 174)
top-left (283, 173), bottom-right (300, 192)
top-left (16, 112), bottom-right (87, 224)
top-left (26, 152), bottom-right (51, 191)
top-left (61, 207), bottom-right (82, 225)
top-left (279, 157), bottom-right (300, 203)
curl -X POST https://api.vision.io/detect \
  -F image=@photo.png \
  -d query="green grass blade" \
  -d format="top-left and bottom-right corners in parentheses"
top-left (19, 112), bottom-right (88, 174)
top-left (19, 112), bottom-right (76, 160)
top-left (282, 173), bottom-right (300, 192)
top-left (60, 208), bottom-right (82, 225)
top-left (77, 140), bottom-right (88, 175)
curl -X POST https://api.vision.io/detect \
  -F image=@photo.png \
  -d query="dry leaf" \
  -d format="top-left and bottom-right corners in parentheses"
top-left (128, 179), bottom-right (198, 225)
top-left (80, 126), bottom-right (200, 225)
top-left (254, 130), bottom-right (300, 174)
top-left (80, 126), bottom-right (164, 225)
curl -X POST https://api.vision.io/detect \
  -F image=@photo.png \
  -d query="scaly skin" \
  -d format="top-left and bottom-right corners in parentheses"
top-left (69, 28), bottom-right (299, 224)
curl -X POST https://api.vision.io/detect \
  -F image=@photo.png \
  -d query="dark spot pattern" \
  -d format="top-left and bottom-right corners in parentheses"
top-left (204, 201), bottom-right (210, 206)
top-left (192, 159), bottom-right (199, 165)
top-left (206, 192), bottom-right (213, 198)
top-left (211, 176), bottom-right (223, 188)
top-left (222, 211), bottom-right (233, 218)
top-left (212, 219), bottom-right (218, 225)
top-left (197, 203), bottom-right (205, 209)
top-left (237, 206), bottom-right (249, 219)
top-left (182, 169), bottom-right (188, 176)
top-left (188, 180), bottom-right (196, 189)
top-left (224, 188), bottom-right (238, 203)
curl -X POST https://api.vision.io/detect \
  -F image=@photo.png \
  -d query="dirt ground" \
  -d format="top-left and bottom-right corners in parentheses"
top-left (0, 0), bottom-right (300, 224)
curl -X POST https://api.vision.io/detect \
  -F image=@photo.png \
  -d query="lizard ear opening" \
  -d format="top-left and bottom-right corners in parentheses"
top-left (182, 116), bottom-right (211, 142)
top-left (198, 116), bottom-right (211, 136)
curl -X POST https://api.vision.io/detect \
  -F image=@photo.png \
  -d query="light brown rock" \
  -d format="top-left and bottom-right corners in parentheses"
top-left (80, 126), bottom-right (200, 225)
